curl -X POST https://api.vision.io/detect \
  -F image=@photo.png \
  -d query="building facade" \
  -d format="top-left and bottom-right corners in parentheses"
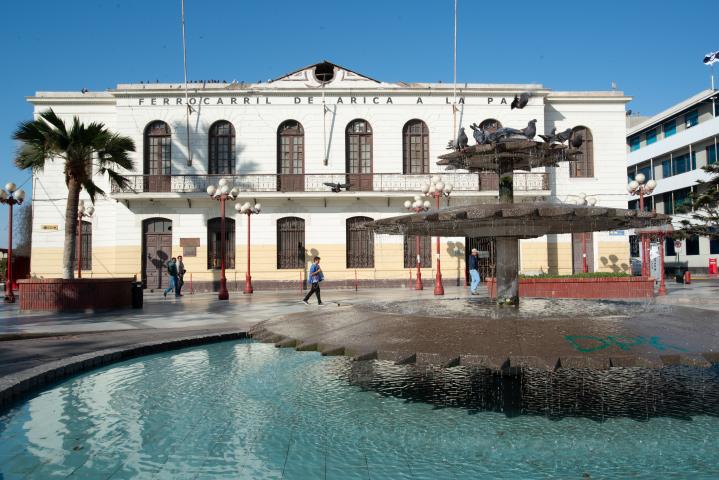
top-left (28, 62), bottom-right (630, 290)
top-left (626, 89), bottom-right (719, 273)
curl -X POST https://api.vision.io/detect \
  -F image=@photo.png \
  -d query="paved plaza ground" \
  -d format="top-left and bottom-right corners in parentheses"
top-left (1, 280), bottom-right (718, 382)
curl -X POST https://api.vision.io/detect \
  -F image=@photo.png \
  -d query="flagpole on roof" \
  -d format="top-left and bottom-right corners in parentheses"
top-left (452, 0), bottom-right (458, 140)
top-left (181, 0), bottom-right (193, 166)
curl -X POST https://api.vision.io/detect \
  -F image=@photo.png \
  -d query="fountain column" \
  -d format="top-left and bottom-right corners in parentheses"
top-left (496, 171), bottom-right (520, 305)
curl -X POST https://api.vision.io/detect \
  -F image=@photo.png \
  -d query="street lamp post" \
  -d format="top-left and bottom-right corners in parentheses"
top-left (236, 201), bottom-right (261, 294)
top-left (0, 183), bottom-right (25, 303)
top-left (576, 193), bottom-right (597, 273)
top-left (403, 196), bottom-right (431, 290)
top-left (207, 179), bottom-right (238, 300)
top-left (421, 176), bottom-right (453, 295)
top-left (76, 201), bottom-right (94, 279)
top-left (627, 174), bottom-right (657, 277)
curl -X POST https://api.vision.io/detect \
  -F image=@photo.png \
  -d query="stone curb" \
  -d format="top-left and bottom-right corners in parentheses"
top-left (0, 330), bottom-right (248, 412)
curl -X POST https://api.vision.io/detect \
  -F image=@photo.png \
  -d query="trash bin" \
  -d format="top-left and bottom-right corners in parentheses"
top-left (675, 268), bottom-right (684, 284)
top-left (131, 281), bottom-right (144, 309)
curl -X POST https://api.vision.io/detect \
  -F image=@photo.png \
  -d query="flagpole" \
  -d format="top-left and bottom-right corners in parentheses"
top-left (452, 0), bottom-right (458, 139)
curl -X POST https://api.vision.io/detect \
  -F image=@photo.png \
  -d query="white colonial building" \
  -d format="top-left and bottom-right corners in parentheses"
top-left (27, 61), bottom-right (631, 291)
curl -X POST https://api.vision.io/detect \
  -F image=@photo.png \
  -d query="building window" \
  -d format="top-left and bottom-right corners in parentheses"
top-left (208, 121), bottom-right (235, 175)
top-left (207, 218), bottom-right (235, 270)
top-left (346, 119), bottom-right (373, 191)
top-left (346, 216), bottom-right (374, 268)
top-left (277, 217), bottom-right (305, 269)
top-left (569, 127), bottom-right (594, 178)
top-left (403, 119), bottom-right (429, 174)
top-left (277, 121), bottom-right (304, 192)
top-left (673, 187), bottom-right (692, 214)
top-left (662, 192), bottom-right (673, 214)
top-left (646, 129), bottom-right (657, 145)
top-left (143, 121), bottom-right (172, 192)
top-left (665, 237), bottom-right (676, 257)
top-left (685, 110), bottom-right (699, 128)
top-left (686, 235), bottom-right (700, 256)
top-left (629, 235), bottom-right (639, 257)
top-left (708, 145), bottom-right (718, 165)
top-left (75, 220), bottom-right (92, 271)
top-left (661, 158), bottom-right (671, 178)
top-left (637, 162), bottom-right (651, 180)
top-left (672, 152), bottom-right (696, 176)
top-left (403, 235), bottom-right (432, 268)
top-left (663, 121), bottom-right (676, 138)
top-left (629, 136), bottom-right (640, 152)
top-left (710, 237), bottom-right (719, 255)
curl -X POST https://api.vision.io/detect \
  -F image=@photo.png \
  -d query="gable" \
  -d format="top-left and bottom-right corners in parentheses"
top-left (269, 61), bottom-right (382, 89)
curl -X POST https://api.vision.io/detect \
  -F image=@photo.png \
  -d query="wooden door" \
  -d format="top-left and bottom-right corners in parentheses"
top-left (278, 121), bottom-right (304, 192)
top-left (465, 237), bottom-right (496, 281)
top-left (572, 233), bottom-right (594, 273)
top-left (142, 218), bottom-right (172, 289)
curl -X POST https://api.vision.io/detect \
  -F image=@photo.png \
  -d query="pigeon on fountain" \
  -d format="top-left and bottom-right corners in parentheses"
top-left (511, 92), bottom-right (531, 110)
top-left (457, 127), bottom-right (468, 149)
top-left (555, 128), bottom-right (573, 144)
top-left (538, 127), bottom-right (557, 143)
top-left (521, 120), bottom-right (537, 140)
top-left (323, 182), bottom-right (351, 193)
top-left (469, 123), bottom-right (490, 145)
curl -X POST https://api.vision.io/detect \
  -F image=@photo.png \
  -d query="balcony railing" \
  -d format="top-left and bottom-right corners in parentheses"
top-left (111, 172), bottom-right (549, 194)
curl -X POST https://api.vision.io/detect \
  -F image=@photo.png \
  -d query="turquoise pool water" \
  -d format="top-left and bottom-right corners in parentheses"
top-left (1, 340), bottom-right (718, 479)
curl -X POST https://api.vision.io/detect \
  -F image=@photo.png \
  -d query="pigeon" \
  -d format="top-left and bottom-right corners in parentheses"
top-left (511, 92), bottom-right (530, 110)
top-left (469, 123), bottom-right (490, 145)
top-left (538, 128), bottom-right (557, 143)
top-left (555, 128), bottom-right (573, 144)
top-left (457, 127), bottom-right (468, 149)
top-left (323, 182), bottom-right (351, 193)
top-left (521, 120), bottom-right (537, 140)
top-left (80, 88), bottom-right (88, 94)
top-left (570, 133), bottom-right (584, 149)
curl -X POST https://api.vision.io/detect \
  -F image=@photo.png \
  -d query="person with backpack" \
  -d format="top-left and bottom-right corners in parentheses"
top-left (302, 256), bottom-right (324, 305)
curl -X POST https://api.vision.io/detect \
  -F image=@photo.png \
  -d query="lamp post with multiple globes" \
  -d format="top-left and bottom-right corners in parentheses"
top-left (421, 176), bottom-right (453, 295)
top-left (0, 183), bottom-right (25, 303)
top-left (627, 173), bottom-right (657, 277)
top-left (235, 201), bottom-right (261, 294)
top-left (403, 195), bottom-right (431, 290)
top-left (76, 201), bottom-right (94, 279)
top-left (206, 179), bottom-right (238, 300)
top-left (575, 193), bottom-right (597, 273)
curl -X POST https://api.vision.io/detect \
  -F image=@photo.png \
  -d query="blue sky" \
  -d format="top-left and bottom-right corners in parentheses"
top-left (0, 0), bottom-right (717, 246)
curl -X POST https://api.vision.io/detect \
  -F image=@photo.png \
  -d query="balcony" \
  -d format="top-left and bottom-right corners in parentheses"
top-left (111, 172), bottom-right (549, 197)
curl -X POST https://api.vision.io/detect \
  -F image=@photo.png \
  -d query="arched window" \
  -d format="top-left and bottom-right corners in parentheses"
top-left (403, 120), bottom-right (429, 174)
top-left (143, 121), bottom-right (171, 192)
top-left (569, 126), bottom-right (594, 178)
top-left (207, 218), bottom-right (235, 270)
top-left (209, 121), bottom-right (235, 175)
top-left (277, 217), bottom-right (305, 269)
top-left (346, 119), bottom-right (373, 191)
top-left (403, 235), bottom-right (431, 268)
top-left (75, 220), bottom-right (92, 271)
top-left (346, 216), bottom-right (374, 268)
top-left (478, 119), bottom-right (502, 133)
top-left (277, 120), bottom-right (304, 191)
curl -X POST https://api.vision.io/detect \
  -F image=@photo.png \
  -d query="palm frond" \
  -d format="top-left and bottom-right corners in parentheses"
top-left (100, 167), bottom-right (133, 191)
top-left (80, 178), bottom-right (105, 204)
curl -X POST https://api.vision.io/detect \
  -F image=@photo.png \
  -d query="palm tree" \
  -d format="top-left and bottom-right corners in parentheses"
top-left (13, 109), bottom-right (136, 279)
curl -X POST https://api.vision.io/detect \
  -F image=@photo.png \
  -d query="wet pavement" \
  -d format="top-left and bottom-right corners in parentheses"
top-left (1, 282), bottom-right (718, 380)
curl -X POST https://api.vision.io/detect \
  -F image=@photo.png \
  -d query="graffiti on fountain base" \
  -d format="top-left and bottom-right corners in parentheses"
top-left (565, 335), bottom-right (688, 353)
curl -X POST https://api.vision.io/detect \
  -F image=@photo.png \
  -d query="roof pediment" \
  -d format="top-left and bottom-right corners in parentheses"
top-left (269, 61), bottom-right (381, 89)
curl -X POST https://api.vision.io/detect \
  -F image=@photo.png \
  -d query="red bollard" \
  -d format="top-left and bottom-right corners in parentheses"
top-left (300, 272), bottom-right (303, 293)
top-left (684, 271), bottom-right (691, 284)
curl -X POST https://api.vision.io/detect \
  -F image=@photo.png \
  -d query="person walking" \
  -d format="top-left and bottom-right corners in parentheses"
top-left (302, 256), bottom-right (324, 305)
top-left (163, 257), bottom-right (180, 298)
top-left (469, 248), bottom-right (481, 295)
top-left (177, 255), bottom-right (186, 296)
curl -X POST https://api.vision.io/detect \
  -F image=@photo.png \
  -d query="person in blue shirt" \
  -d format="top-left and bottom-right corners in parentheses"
top-left (468, 248), bottom-right (481, 295)
top-left (302, 256), bottom-right (324, 305)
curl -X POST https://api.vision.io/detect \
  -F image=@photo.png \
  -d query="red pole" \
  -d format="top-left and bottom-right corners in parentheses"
top-left (244, 212), bottom-right (254, 294)
top-left (658, 234), bottom-right (667, 295)
top-left (190, 272), bottom-right (194, 295)
top-left (5, 200), bottom-right (14, 303)
top-left (434, 193), bottom-right (444, 295)
top-left (415, 235), bottom-right (423, 290)
top-left (77, 213), bottom-right (82, 279)
top-left (218, 195), bottom-right (229, 300)
top-left (639, 190), bottom-right (648, 277)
